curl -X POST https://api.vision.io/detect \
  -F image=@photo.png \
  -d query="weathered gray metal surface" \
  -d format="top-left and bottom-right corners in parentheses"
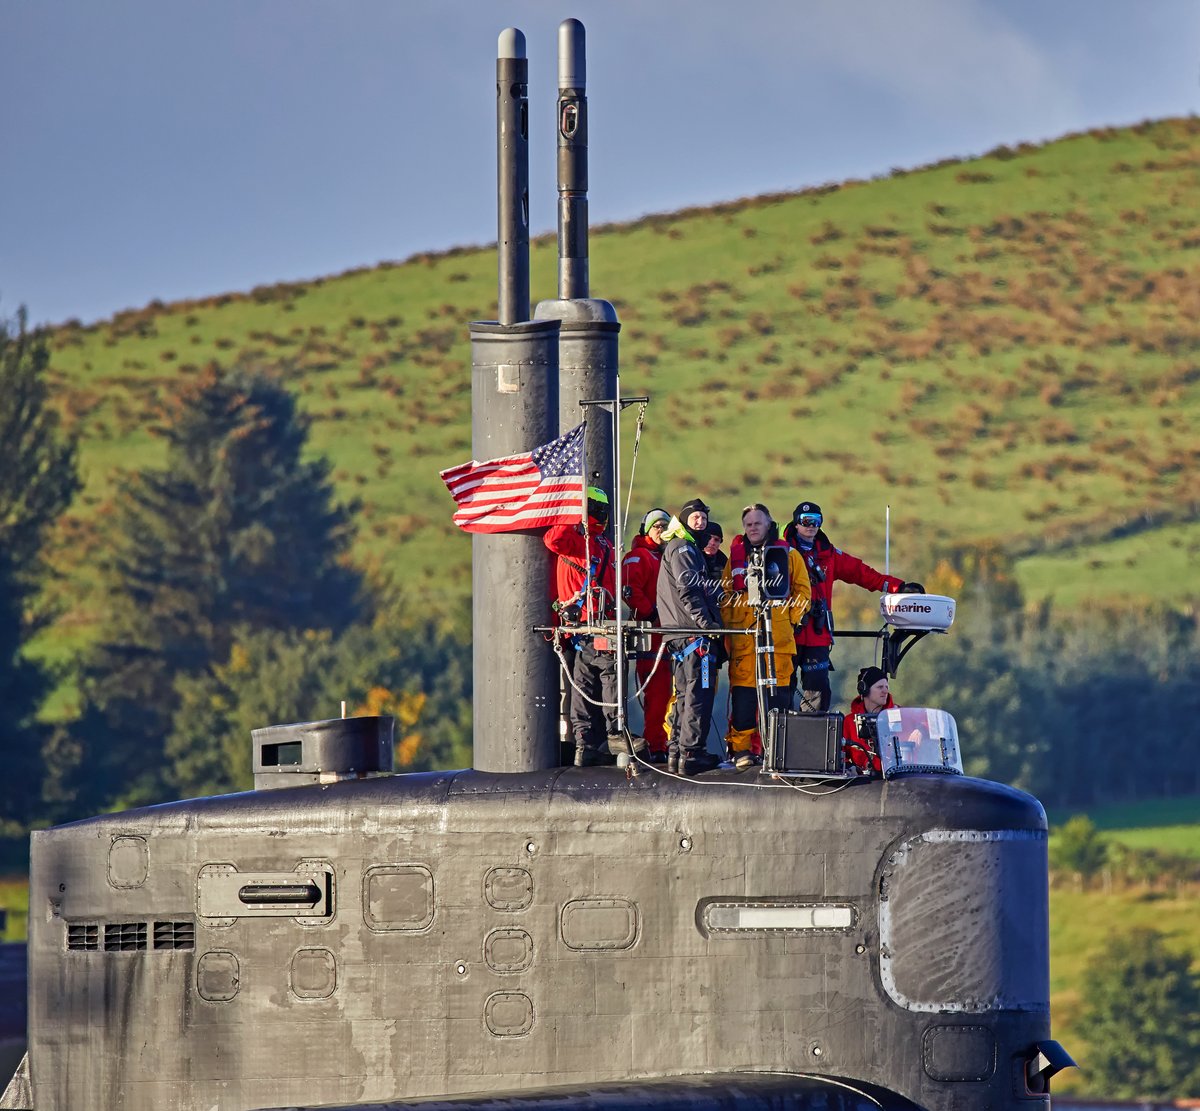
top-left (470, 26), bottom-right (563, 778)
top-left (468, 320), bottom-right (560, 774)
top-left (0, 1053), bottom-right (29, 1111)
top-left (879, 829), bottom-right (1050, 1014)
top-left (252, 716), bottom-right (394, 790)
top-left (535, 19), bottom-right (616, 504)
top-left (20, 769), bottom-right (1050, 1111)
top-left (532, 299), bottom-right (618, 502)
top-left (555, 19), bottom-right (589, 301)
top-left (495, 29), bottom-right (529, 326)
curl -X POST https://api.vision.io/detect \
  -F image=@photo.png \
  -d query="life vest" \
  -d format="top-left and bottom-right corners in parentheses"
top-left (545, 524), bottom-right (616, 620)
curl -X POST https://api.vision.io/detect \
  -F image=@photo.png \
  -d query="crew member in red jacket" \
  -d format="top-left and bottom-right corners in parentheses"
top-left (622, 508), bottom-right (671, 763)
top-left (842, 665), bottom-right (893, 773)
top-left (544, 488), bottom-right (620, 767)
top-left (783, 500), bottom-right (921, 713)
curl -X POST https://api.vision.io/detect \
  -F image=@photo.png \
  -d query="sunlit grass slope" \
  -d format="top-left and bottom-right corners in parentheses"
top-left (36, 117), bottom-right (1200, 669)
top-left (1050, 885), bottom-right (1199, 1094)
top-left (0, 877), bottom-right (27, 943)
top-left (1049, 795), bottom-right (1200, 859)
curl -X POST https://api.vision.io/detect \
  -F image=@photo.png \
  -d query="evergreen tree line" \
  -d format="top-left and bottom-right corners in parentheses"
top-left (899, 548), bottom-right (1200, 810)
top-left (0, 315), bottom-right (470, 844)
top-left (0, 312), bottom-right (80, 832)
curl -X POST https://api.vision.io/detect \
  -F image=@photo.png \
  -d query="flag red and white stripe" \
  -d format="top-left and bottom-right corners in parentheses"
top-left (440, 422), bottom-right (586, 534)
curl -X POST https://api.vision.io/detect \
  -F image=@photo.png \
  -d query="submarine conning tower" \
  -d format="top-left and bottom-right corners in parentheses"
top-left (471, 21), bottom-right (617, 774)
top-left (4, 19), bottom-right (1073, 1111)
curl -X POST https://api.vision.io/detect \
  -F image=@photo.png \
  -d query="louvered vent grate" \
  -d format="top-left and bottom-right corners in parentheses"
top-left (103, 922), bottom-right (147, 951)
top-left (66, 923), bottom-right (99, 951)
top-left (153, 920), bottom-right (195, 950)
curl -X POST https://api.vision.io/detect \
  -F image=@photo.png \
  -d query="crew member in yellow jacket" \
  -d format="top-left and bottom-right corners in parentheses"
top-left (720, 503), bottom-right (811, 769)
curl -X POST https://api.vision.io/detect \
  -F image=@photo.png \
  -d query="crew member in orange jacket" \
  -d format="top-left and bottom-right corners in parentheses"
top-left (622, 508), bottom-right (672, 763)
top-left (720, 504), bottom-right (811, 769)
top-left (783, 500), bottom-right (921, 713)
top-left (544, 487), bottom-right (620, 767)
top-left (842, 665), bottom-right (893, 774)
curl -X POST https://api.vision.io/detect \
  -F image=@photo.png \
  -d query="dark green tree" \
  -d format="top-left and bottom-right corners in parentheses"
top-left (1077, 927), bottom-right (1200, 1098)
top-left (899, 580), bottom-right (1058, 798)
top-left (165, 595), bottom-right (471, 798)
top-left (167, 627), bottom-right (348, 797)
top-left (899, 546), bottom-right (1200, 810)
top-left (0, 310), bottom-right (81, 828)
top-left (74, 364), bottom-right (363, 812)
top-left (1048, 816), bottom-right (1108, 884)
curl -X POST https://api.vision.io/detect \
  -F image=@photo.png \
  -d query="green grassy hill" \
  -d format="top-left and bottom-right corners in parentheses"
top-left (1050, 885), bottom-right (1199, 1094)
top-left (1049, 796), bottom-right (1200, 859)
top-left (34, 116), bottom-right (1200, 688)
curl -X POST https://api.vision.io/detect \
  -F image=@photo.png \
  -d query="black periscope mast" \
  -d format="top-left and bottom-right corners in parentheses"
top-left (4, 19), bottom-right (1074, 1111)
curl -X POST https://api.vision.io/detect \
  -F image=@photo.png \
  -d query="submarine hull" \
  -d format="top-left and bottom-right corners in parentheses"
top-left (261, 1072), bottom-right (927, 1109)
top-left (19, 769), bottom-right (1051, 1111)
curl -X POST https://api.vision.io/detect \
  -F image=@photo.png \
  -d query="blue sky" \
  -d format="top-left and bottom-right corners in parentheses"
top-left (3, 0), bottom-right (1198, 327)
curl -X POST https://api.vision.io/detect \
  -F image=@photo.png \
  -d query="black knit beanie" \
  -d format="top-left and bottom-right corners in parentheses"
top-left (858, 666), bottom-right (887, 697)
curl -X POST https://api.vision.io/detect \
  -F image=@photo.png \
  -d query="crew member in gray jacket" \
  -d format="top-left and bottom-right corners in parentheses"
top-left (656, 497), bottom-right (723, 775)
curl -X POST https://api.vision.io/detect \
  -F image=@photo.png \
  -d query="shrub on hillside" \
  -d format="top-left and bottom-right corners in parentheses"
top-left (1049, 816), bottom-right (1108, 883)
top-left (1076, 927), bottom-right (1200, 1098)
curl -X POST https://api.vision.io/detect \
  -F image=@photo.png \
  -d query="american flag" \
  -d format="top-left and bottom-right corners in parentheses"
top-left (440, 422), bottom-right (586, 534)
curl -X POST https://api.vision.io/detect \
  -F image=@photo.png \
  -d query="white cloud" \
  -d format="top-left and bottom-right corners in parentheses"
top-left (793, 0), bottom-right (1081, 131)
top-left (564, 0), bottom-right (1082, 137)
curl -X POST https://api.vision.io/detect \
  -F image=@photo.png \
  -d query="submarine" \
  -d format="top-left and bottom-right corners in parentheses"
top-left (2, 20), bottom-right (1073, 1111)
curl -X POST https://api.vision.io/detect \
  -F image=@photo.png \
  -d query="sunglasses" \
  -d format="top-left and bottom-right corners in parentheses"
top-left (796, 515), bottom-right (822, 528)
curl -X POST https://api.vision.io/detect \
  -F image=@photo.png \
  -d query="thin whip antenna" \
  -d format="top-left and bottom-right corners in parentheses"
top-left (622, 402), bottom-right (647, 537)
top-left (885, 504), bottom-right (890, 579)
top-left (613, 375), bottom-right (625, 736)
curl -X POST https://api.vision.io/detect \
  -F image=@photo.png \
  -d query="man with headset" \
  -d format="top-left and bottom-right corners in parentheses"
top-left (842, 665), bottom-right (894, 774)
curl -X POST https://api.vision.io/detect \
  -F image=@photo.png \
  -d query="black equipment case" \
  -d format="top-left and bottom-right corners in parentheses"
top-left (765, 710), bottom-right (851, 777)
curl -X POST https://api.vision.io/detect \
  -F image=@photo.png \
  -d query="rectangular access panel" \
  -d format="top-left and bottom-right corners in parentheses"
top-left (197, 864), bottom-right (333, 919)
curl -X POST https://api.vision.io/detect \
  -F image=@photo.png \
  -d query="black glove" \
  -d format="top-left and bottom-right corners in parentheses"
top-left (710, 637), bottom-right (729, 668)
top-left (900, 581), bottom-right (925, 594)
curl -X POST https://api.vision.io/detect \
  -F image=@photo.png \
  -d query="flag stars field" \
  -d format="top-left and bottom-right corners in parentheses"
top-left (440, 422), bottom-right (587, 533)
